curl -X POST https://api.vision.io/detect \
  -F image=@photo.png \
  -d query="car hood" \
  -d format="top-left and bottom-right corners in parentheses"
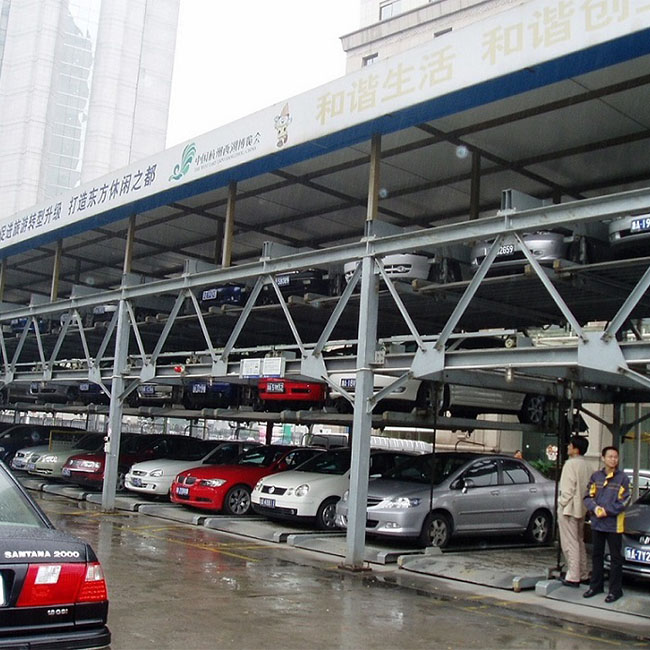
top-left (366, 478), bottom-right (440, 500)
top-left (260, 470), bottom-right (349, 489)
top-left (180, 463), bottom-right (273, 480)
top-left (15, 444), bottom-right (51, 456)
top-left (38, 446), bottom-right (98, 462)
top-left (131, 458), bottom-right (200, 476)
top-left (0, 526), bottom-right (95, 565)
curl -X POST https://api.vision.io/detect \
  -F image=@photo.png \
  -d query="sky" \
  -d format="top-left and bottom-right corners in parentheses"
top-left (166, 1), bottom-right (361, 147)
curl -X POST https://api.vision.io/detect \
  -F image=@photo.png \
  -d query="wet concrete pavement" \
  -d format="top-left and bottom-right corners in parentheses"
top-left (30, 490), bottom-right (650, 650)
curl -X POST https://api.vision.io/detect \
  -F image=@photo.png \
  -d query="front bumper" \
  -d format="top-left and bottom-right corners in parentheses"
top-left (125, 474), bottom-right (170, 496)
top-left (251, 494), bottom-right (317, 519)
top-left (336, 502), bottom-right (424, 538)
top-left (170, 483), bottom-right (225, 511)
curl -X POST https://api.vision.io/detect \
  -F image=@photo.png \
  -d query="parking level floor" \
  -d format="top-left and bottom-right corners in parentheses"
top-left (32, 491), bottom-right (650, 650)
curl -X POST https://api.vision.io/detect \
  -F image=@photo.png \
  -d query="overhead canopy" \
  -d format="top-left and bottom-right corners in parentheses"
top-left (1, 1), bottom-right (650, 306)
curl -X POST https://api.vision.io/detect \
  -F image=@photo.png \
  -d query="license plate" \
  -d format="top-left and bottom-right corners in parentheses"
top-left (260, 498), bottom-right (276, 508)
top-left (142, 384), bottom-right (155, 395)
top-left (27, 462), bottom-right (35, 471)
top-left (275, 275), bottom-right (290, 287)
top-left (266, 381), bottom-right (285, 393)
top-left (497, 244), bottom-right (515, 256)
top-left (624, 546), bottom-right (650, 564)
top-left (192, 383), bottom-right (207, 394)
top-left (176, 486), bottom-right (189, 496)
top-left (202, 288), bottom-right (217, 301)
top-left (131, 477), bottom-right (142, 487)
top-left (62, 467), bottom-right (71, 476)
top-left (80, 383), bottom-right (89, 391)
top-left (341, 378), bottom-right (356, 389)
top-left (630, 217), bottom-right (650, 233)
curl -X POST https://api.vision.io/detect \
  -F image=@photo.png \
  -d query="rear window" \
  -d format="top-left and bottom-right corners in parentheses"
top-left (0, 471), bottom-right (46, 528)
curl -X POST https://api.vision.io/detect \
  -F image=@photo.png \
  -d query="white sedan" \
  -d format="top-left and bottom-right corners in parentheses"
top-left (251, 448), bottom-right (415, 530)
top-left (125, 440), bottom-right (260, 498)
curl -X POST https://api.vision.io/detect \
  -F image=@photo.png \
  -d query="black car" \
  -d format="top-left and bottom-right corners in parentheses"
top-left (618, 488), bottom-right (650, 579)
top-left (0, 424), bottom-right (85, 465)
top-left (0, 461), bottom-right (110, 648)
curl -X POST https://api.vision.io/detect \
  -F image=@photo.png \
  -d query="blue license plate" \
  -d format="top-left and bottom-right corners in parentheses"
top-left (631, 217), bottom-right (650, 233)
top-left (260, 498), bottom-right (276, 508)
top-left (625, 546), bottom-right (650, 564)
top-left (176, 486), bottom-right (189, 496)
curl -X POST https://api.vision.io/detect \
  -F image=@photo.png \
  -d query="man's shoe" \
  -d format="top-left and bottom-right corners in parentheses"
top-left (583, 588), bottom-right (603, 598)
top-left (605, 593), bottom-right (622, 603)
top-left (580, 578), bottom-right (591, 585)
top-left (560, 578), bottom-right (580, 588)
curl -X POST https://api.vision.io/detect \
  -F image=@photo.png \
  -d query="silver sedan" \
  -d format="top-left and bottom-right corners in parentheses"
top-left (335, 452), bottom-right (555, 548)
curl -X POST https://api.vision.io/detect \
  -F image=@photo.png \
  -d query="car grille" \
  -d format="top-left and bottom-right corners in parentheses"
top-left (366, 496), bottom-right (383, 507)
top-left (131, 469), bottom-right (147, 477)
top-left (260, 486), bottom-right (287, 496)
top-left (177, 475), bottom-right (196, 486)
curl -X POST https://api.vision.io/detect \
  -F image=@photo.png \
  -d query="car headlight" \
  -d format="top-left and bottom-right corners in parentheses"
top-left (288, 484), bottom-right (309, 497)
top-left (253, 480), bottom-right (264, 492)
top-left (0, 446), bottom-right (4, 452)
top-left (201, 478), bottom-right (226, 488)
top-left (341, 490), bottom-right (349, 503)
top-left (385, 497), bottom-right (421, 509)
top-left (150, 469), bottom-right (163, 477)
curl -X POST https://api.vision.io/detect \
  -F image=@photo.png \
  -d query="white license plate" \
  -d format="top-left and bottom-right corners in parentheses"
top-left (497, 244), bottom-right (515, 256)
top-left (192, 383), bottom-right (207, 393)
top-left (176, 486), bottom-right (189, 496)
top-left (266, 382), bottom-right (285, 393)
top-left (275, 275), bottom-right (290, 286)
top-left (625, 546), bottom-right (650, 564)
top-left (631, 217), bottom-right (650, 233)
top-left (341, 378), bottom-right (356, 389)
top-left (62, 467), bottom-right (71, 476)
top-left (202, 288), bottom-right (217, 301)
top-left (260, 498), bottom-right (276, 508)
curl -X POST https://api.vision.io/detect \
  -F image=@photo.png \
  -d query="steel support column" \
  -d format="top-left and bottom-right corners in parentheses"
top-left (222, 182), bottom-right (236, 268)
top-left (344, 134), bottom-right (381, 569)
top-left (50, 240), bottom-right (62, 302)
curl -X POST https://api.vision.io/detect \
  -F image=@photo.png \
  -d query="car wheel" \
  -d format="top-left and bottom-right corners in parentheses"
top-left (315, 497), bottom-right (339, 530)
top-left (418, 511), bottom-right (452, 548)
top-left (223, 485), bottom-right (251, 515)
top-left (116, 469), bottom-right (127, 493)
top-left (520, 394), bottom-right (546, 425)
top-left (525, 509), bottom-right (553, 545)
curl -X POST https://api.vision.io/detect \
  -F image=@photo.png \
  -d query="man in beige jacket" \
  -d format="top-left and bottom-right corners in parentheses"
top-left (557, 435), bottom-right (591, 586)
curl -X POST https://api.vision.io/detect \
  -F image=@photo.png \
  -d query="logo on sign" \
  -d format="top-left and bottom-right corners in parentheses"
top-left (169, 142), bottom-right (196, 181)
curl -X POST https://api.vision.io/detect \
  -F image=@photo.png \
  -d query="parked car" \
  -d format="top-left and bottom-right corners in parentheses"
top-left (125, 439), bottom-right (260, 498)
top-left (27, 432), bottom-right (105, 479)
top-left (183, 380), bottom-right (246, 410)
top-left (0, 460), bottom-right (110, 648)
top-left (260, 268), bottom-right (332, 304)
top-left (251, 447), bottom-right (416, 530)
top-left (134, 383), bottom-right (183, 407)
top-left (619, 488), bottom-right (650, 578)
top-left (10, 429), bottom-right (90, 472)
top-left (0, 424), bottom-right (85, 464)
top-left (343, 253), bottom-right (432, 284)
top-left (29, 381), bottom-right (79, 404)
top-left (62, 434), bottom-right (209, 492)
top-left (328, 372), bottom-right (547, 424)
top-left (78, 382), bottom-right (110, 405)
top-left (335, 452), bottom-right (555, 548)
top-left (258, 378), bottom-right (327, 411)
top-left (170, 445), bottom-right (323, 515)
top-left (608, 213), bottom-right (650, 252)
top-left (8, 316), bottom-right (52, 336)
top-left (624, 468), bottom-right (650, 491)
top-left (199, 283), bottom-right (250, 310)
top-left (470, 231), bottom-right (571, 273)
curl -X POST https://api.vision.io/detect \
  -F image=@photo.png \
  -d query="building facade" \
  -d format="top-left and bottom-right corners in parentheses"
top-left (345, 0), bottom-right (526, 72)
top-left (0, 0), bottom-right (179, 217)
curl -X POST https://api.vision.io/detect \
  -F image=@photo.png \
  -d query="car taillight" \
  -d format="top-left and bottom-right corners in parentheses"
top-left (16, 562), bottom-right (108, 607)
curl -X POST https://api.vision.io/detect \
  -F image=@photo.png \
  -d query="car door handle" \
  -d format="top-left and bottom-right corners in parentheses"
top-left (490, 490), bottom-right (499, 496)
top-left (529, 488), bottom-right (537, 493)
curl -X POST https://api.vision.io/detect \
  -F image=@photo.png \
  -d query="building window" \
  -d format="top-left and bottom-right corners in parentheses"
top-left (362, 53), bottom-right (378, 67)
top-left (379, 0), bottom-right (401, 21)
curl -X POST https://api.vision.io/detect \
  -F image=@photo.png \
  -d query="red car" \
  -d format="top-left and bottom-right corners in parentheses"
top-left (62, 433), bottom-right (211, 492)
top-left (170, 444), bottom-right (323, 515)
top-left (257, 378), bottom-right (327, 411)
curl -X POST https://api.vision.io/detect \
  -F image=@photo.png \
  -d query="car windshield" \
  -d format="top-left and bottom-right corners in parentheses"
top-left (167, 443), bottom-right (214, 461)
top-left (76, 433), bottom-right (104, 451)
top-left (0, 470), bottom-right (46, 528)
top-left (294, 449), bottom-right (351, 475)
top-left (636, 488), bottom-right (650, 505)
top-left (237, 446), bottom-right (287, 467)
top-left (381, 453), bottom-right (469, 485)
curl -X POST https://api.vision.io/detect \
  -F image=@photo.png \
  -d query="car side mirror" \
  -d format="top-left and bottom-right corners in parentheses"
top-left (462, 478), bottom-right (475, 494)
